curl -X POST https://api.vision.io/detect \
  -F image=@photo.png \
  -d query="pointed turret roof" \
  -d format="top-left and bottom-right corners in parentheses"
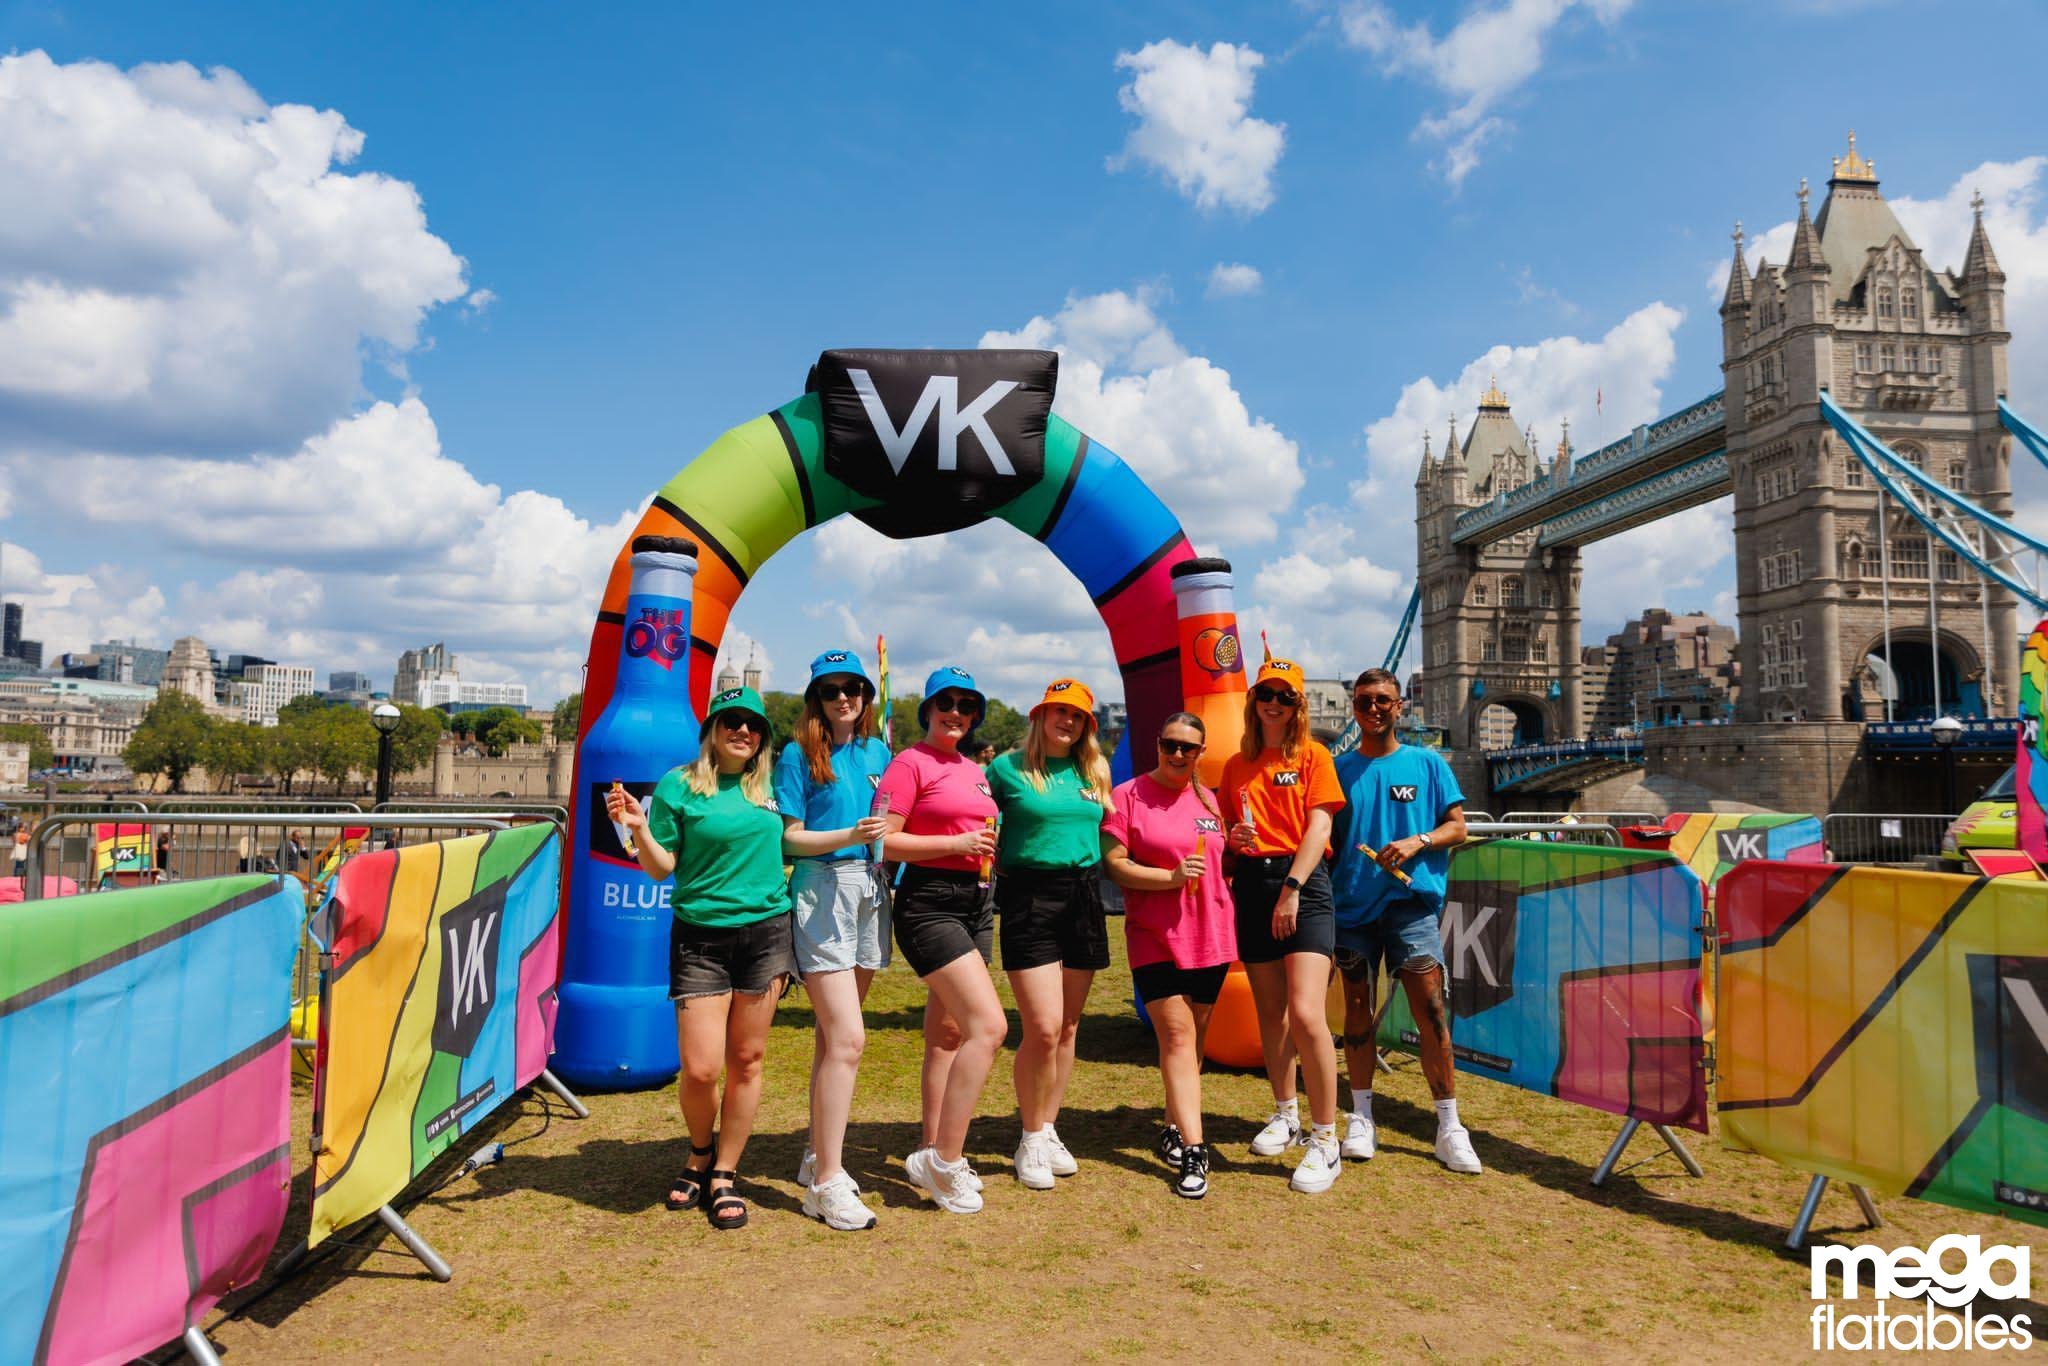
top-left (1811, 131), bottom-right (1923, 302)
top-left (1413, 429), bottom-right (1435, 488)
top-left (1963, 190), bottom-right (2005, 284)
top-left (1788, 180), bottom-right (1826, 273)
top-left (1721, 222), bottom-right (1751, 312)
top-left (1459, 378), bottom-right (1534, 493)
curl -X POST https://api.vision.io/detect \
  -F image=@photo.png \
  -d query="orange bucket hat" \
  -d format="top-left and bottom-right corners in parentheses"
top-left (1031, 677), bottom-right (1097, 719)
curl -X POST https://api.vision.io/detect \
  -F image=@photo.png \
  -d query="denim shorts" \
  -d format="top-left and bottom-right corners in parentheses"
top-left (669, 913), bottom-right (796, 999)
top-left (790, 858), bottom-right (892, 975)
top-left (1334, 895), bottom-right (1444, 982)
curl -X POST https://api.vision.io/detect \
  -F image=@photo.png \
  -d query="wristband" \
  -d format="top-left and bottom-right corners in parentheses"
top-left (1419, 831), bottom-right (1432, 850)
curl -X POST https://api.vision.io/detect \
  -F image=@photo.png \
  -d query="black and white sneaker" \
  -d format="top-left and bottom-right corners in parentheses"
top-left (1155, 1124), bottom-right (1185, 1168)
top-left (1174, 1143), bottom-right (1210, 1200)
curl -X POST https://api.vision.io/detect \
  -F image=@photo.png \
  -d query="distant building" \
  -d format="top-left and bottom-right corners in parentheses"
top-left (162, 636), bottom-right (220, 708)
top-left (330, 669), bottom-right (374, 695)
top-left (92, 640), bottom-right (168, 687)
top-left (236, 663), bottom-right (317, 726)
top-left (2, 601), bottom-right (43, 672)
top-left (0, 677), bottom-right (155, 770)
top-left (418, 677), bottom-right (529, 709)
top-left (1600, 609), bottom-right (1739, 729)
top-left (221, 654), bottom-right (276, 680)
top-left (1302, 678), bottom-right (1351, 744)
top-left (395, 644), bottom-right (460, 705)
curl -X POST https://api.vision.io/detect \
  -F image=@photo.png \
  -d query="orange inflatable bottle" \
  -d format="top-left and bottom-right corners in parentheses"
top-left (1168, 557), bottom-right (1249, 785)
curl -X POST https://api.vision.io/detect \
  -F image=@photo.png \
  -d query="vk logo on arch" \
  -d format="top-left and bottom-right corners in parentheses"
top-left (813, 348), bottom-right (1056, 539)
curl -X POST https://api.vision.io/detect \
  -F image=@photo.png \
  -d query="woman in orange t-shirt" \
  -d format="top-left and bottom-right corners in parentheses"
top-left (1219, 657), bottom-right (1346, 1195)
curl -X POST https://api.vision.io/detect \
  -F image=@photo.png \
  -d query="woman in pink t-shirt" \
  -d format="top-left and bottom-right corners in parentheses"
top-left (876, 665), bottom-right (1004, 1215)
top-left (1102, 711), bottom-right (1237, 1200)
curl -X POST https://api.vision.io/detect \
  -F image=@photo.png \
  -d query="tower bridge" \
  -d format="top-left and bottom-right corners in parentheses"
top-left (1415, 134), bottom-right (2029, 807)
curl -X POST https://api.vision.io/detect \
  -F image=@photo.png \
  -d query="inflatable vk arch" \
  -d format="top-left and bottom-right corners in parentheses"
top-left (558, 349), bottom-right (1250, 1086)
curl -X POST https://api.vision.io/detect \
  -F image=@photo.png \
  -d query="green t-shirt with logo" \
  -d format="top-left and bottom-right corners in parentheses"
top-left (987, 752), bottom-right (1105, 871)
top-left (646, 768), bottom-right (792, 928)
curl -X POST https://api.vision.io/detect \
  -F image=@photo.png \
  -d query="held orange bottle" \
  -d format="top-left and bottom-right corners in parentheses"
top-left (978, 815), bottom-right (998, 889)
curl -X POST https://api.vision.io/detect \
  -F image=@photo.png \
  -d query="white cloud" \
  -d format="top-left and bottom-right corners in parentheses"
top-left (1207, 262), bottom-right (1265, 297)
top-left (1578, 502), bottom-right (1734, 643)
top-left (1110, 40), bottom-right (1285, 214)
top-left (1246, 506), bottom-right (1410, 678)
top-left (1355, 300), bottom-right (1686, 505)
top-left (984, 288), bottom-right (1303, 549)
top-left (1338, 0), bottom-right (1633, 188)
top-left (0, 51), bottom-right (469, 455)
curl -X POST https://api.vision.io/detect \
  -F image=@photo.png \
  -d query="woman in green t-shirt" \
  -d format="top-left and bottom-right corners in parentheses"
top-left (607, 685), bottom-right (791, 1231)
top-left (986, 677), bottom-right (1111, 1191)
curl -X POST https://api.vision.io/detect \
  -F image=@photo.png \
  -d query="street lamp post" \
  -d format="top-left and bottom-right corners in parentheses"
top-left (371, 703), bottom-right (402, 809)
top-left (1929, 714), bottom-right (1962, 816)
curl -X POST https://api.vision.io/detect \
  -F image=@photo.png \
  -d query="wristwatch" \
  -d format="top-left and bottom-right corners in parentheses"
top-left (1418, 831), bottom-right (1433, 850)
top-left (1282, 874), bottom-right (1303, 891)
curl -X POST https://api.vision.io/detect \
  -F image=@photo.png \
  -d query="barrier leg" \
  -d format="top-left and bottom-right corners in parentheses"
top-left (537, 1067), bottom-right (590, 1119)
top-left (1652, 1123), bottom-right (1705, 1178)
top-left (1787, 1174), bottom-right (1830, 1250)
top-left (1850, 1184), bottom-right (1883, 1230)
top-left (183, 1326), bottom-right (223, 1366)
top-left (1375, 1055), bottom-right (1398, 1075)
top-left (1590, 1117), bottom-right (1641, 1187)
top-left (376, 1204), bottom-right (453, 1281)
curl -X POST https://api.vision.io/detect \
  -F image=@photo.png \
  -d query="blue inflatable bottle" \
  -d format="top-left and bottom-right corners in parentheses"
top-left (553, 534), bottom-right (700, 1089)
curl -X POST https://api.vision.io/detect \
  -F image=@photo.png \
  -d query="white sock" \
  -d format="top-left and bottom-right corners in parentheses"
top-left (1435, 1098), bottom-right (1461, 1131)
top-left (1278, 1096), bottom-right (1299, 1120)
top-left (936, 1152), bottom-right (966, 1173)
top-left (1311, 1121), bottom-right (1336, 1141)
top-left (1352, 1089), bottom-right (1373, 1120)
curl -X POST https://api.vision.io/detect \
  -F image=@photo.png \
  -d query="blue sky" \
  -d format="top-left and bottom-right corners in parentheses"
top-left (3, 0), bottom-right (2046, 706)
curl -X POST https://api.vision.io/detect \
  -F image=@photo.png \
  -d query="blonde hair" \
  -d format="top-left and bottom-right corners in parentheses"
top-left (1022, 706), bottom-right (1112, 807)
top-left (1240, 686), bottom-right (1310, 762)
top-left (683, 737), bottom-right (774, 805)
top-left (797, 683), bottom-right (877, 785)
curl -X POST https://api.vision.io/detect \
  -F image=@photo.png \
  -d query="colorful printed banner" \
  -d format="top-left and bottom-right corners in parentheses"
top-left (1718, 862), bottom-right (2048, 1228)
top-left (1380, 842), bottom-right (1709, 1133)
top-left (1623, 811), bottom-right (1824, 899)
top-left (2021, 619), bottom-right (2048, 863)
top-left (0, 875), bottom-right (302, 1365)
top-left (310, 824), bottom-right (562, 1244)
top-left (92, 821), bottom-right (155, 885)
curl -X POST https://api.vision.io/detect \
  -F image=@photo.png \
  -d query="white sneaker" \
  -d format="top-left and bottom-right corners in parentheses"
top-left (1435, 1125), bottom-right (1482, 1174)
top-left (1249, 1108), bottom-right (1302, 1156)
top-left (1341, 1111), bottom-right (1376, 1161)
top-left (796, 1147), bottom-right (815, 1187)
top-left (912, 1144), bottom-right (983, 1191)
top-left (1014, 1132), bottom-right (1056, 1190)
top-left (1042, 1126), bottom-right (1078, 1177)
top-left (802, 1172), bottom-right (876, 1231)
top-left (906, 1146), bottom-right (984, 1214)
top-left (1290, 1136), bottom-right (1342, 1194)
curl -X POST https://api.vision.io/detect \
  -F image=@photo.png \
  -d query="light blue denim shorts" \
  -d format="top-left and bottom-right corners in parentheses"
top-left (790, 858), bottom-right (892, 975)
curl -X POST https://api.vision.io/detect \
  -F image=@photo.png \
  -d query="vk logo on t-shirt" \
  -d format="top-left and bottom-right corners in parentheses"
top-left (1195, 817), bottom-right (1221, 833)
top-left (867, 774), bottom-right (881, 789)
top-left (1273, 771), bottom-right (1300, 786)
top-left (1390, 785), bottom-right (1418, 802)
top-left (976, 782), bottom-right (992, 796)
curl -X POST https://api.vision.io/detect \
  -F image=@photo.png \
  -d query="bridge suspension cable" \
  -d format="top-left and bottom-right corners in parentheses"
top-left (1819, 392), bottom-right (2048, 612)
top-left (2000, 398), bottom-right (2048, 474)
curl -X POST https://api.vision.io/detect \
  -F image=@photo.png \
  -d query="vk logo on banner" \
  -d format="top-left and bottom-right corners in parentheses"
top-left (813, 348), bottom-right (1055, 539)
top-left (1716, 828), bottom-right (1767, 863)
top-left (434, 881), bottom-right (508, 1059)
top-left (1973, 954), bottom-right (2048, 1127)
top-left (1441, 881), bottom-right (1518, 1018)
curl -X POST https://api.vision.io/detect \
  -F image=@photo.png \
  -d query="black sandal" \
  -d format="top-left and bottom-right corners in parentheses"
top-left (705, 1170), bottom-right (748, 1230)
top-left (667, 1142), bottom-right (715, 1210)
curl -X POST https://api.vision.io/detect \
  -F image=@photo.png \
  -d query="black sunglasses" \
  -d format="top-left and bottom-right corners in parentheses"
top-left (716, 712), bottom-right (767, 738)
top-left (1157, 737), bottom-right (1203, 757)
top-left (931, 692), bottom-right (980, 716)
top-left (813, 681), bottom-right (867, 703)
top-left (1353, 695), bottom-right (1400, 711)
top-left (1253, 685), bottom-right (1300, 707)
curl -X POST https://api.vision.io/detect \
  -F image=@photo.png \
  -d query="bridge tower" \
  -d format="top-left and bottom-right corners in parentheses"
top-left (1416, 381), bottom-right (1582, 749)
top-left (1723, 134), bottom-right (2016, 722)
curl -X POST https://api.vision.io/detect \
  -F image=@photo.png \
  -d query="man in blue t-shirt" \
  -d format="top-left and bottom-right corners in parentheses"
top-left (1329, 667), bottom-right (1478, 1175)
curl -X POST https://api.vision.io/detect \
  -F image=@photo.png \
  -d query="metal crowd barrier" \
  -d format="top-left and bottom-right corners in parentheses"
top-left (1820, 812), bottom-right (1958, 864)
top-left (375, 798), bottom-right (568, 823)
top-left (153, 796), bottom-right (366, 814)
top-left (1464, 820), bottom-right (1622, 848)
top-left (1503, 809), bottom-right (1656, 830)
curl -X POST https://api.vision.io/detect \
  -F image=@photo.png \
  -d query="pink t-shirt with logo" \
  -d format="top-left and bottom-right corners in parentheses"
top-left (1103, 774), bottom-right (1238, 970)
top-left (877, 741), bottom-right (1000, 874)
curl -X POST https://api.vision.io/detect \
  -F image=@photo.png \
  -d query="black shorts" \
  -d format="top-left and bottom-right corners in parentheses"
top-left (1132, 960), bottom-right (1231, 1006)
top-left (1230, 857), bottom-right (1336, 964)
top-left (995, 866), bottom-right (1111, 972)
top-left (669, 913), bottom-right (795, 999)
top-left (893, 866), bottom-right (995, 978)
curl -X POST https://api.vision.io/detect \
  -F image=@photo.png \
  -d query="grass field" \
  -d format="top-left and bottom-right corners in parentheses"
top-left (211, 936), bottom-right (2041, 1363)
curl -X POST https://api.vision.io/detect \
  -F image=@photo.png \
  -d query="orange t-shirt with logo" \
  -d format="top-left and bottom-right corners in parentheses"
top-left (1220, 742), bottom-right (1345, 856)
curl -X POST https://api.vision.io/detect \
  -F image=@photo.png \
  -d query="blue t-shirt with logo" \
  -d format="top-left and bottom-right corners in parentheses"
top-left (1330, 745), bottom-right (1465, 928)
top-left (772, 736), bottom-right (894, 861)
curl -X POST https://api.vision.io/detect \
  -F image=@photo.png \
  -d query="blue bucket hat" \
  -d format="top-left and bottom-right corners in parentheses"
top-left (918, 665), bottom-right (986, 735)
top-left (805, 647), bottom-right (874, 698)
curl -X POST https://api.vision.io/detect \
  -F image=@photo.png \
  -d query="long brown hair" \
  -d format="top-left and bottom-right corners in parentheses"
top-left (1158, 711), bottom-right (1220, 820)
top-left (1021, 707), bottom-right (1112, 807)
top-left (797, 682), bottom-right (877, 785)
top-left (1239, 686), bottom-right (1309, 762)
